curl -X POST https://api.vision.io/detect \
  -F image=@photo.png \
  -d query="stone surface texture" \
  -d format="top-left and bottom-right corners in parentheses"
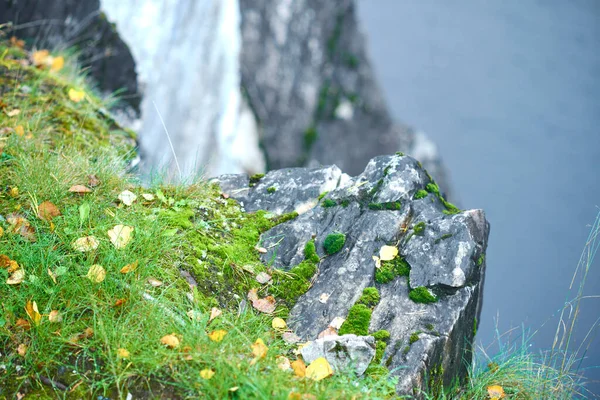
top-left (217, 153), bottom-right (489, 396)
top-left (300, 334), bottom-right (376, 376)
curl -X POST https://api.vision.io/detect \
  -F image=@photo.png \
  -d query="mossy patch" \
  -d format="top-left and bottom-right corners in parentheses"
top-left (414, 189), bottom-right (428, 200)
top-left (375, 257), bottom-right (410, 284)
top-left (249, 173), bottom-right (265, 185)
top-left (322, 198), bottom-right (337, 208)
top-left (372, 330), bottom-right (391, 342)
top-left (304, 239), bottom-right (320, 264)
top-left (409, 287), bottom-right (438, 304)
top-left (413, 221), bottom-right (426, 236)
top-left (409, 332), bottom-right (420, 345)
top-left (323, 232), bottom-right (345, 255)
top-left (368, 201), bottom-right (401, 211)
top-left (357, 287), bottom-right (380, 308)
top-left (477, 253), bottom-right (485, 267)
top-left (338, 303), bottom-right (371, 336)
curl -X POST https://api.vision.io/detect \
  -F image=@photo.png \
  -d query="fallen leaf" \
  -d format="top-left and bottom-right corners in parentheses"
top-left (272, 317), bottom-right (287, 330)
top-left (72, 236), bottom-right (99, 252)
top-left (141, 193), bottom-right (155, 201)
top-left (120, 260), bottom-right (139, 274)
top-left (328, 317), bottom-right (346, 330)
top-left (251, 295), bottom-right (276, 314)
top-left (32, 50), bottom-right (50, 66)
top-left (82, 327), bottom-right (94, 338)
top-left (291, 359), bottom-right (306, 377)
top-left (147, 277), bottom-right (163, 287)
top-left (108, 225), bottom-right (134, 249)
top-left (0, 226), bottom-right (3, 237)
top-left (256, 271), bottom-right (272, 284)
top-left (47, 268), bottom-right (57, 284)
top-left (10, 36), bottom-right (25, 49)
top-left (186, 310), bottom-right (202, 321)
top-left (117, 348), bottom-right (130, 359)
top-left (15, 125), bottom-right (24, 137)
top-left (6, 109), bottom-right (20, 117)
top-left (305, 357), bottom-right (333, 381)
top-left (487, 385), bottom-right (505, 399)
top-left (17, 344), bottom-right (27, 357)
top-left (160, 334), bottom-right (180, 349)
top-left (318, 293), bottom-right (330, 304)
top-left (250, 338), bottom-right (268, 364)
top-left (208, 330), bottom-right (227, 342)
top-left (86, 264), bottom-right (106, 283)
top-left (379, 245), bottom-right (398, 261)
top-left (38, 201), bottom-right (61, 221)
top-left (50, 56), bottom-right (64, 72)
top-left (247, 288), bottom-right (259, 302)
top-left (221, 193), bottom-right (230, 199)
top-left (277, 356), bottom-right (291, 371)
top-left (87, 175), bottom-right (101, 187)
top-left (69, 184), bottom-right (92, 194)
top-left (255, 246), bottom-right (267, 254)
top-left (68, 88), bottom-right (85, 103)
top-left (15, 319), bottom-right (30, 330)
top-left (372, 255), bottom-right (381, 269)
top-left (228, 387), bottom-right (239, 393)
top-left (48, 310), bottom-right (62, 323)
top-left (317, 327), bottom-right (338, 339)
top-left (6, 269), bottom-right (25, 285)
top-left (282, 332), bottom-right (301, 344)
top-left (200, 369), bottom-right (215, 380)
top-left (25, 301), bottom-right (42, 326)
top-left (118, 190), bottom-right (137, 206)
top-left (209, 307), bottom-right (222, 323)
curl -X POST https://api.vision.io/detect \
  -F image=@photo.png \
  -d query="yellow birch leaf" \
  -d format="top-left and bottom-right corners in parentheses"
top-left (32, 50), bottom-right (50, 66)
top-left (17, 343), bottom-right (27, 357)
top-left (51, 56), bottom-right (64, 72)
top-left (379, 245), bottom-right (398, 261)
top-left (6, 269), bottom-right (25, 285)
top-left (15, 125), bottom-right (24, 137)
top-left (305, 357), bottom-right (333, 381)
top-left (48, 310), bottom-right (62, 323)
top-left (86, 264), bottom-right (106, 283)
top-left (117, 348), bottom-right (130, 359)
top-left (272, 317), bottom-right (287, 330)
top-left (487, 385), bottom-right (505, 399)
top-left (199, 369), bottom-right (215, 380)
top-left (250, 338), bottom-right (268, 365)
top-left (108, 225), bottom-right (134, 249)
top-left (160, 334), bottom-right (180, 349)
top-left (48, 268), bottom-right (57, 284)
top-left (120, 260), bottom-right (139, 274)
top-left (141, 193), bottom-right (155, 201)
top-left (291, 359), bottom-right (306, 377)
top-left (208, 330), bottom-right (227, 342)
top-left (72, 236), bottom-right (99, 252)
top-left (209, 307), bottom-right (222, 322)
top-left (68, 88), bottom-right (85, 103)
top-left (118, 190), bottom-right (137, 206)
top-left (147, 277), bottom-right (163, 287)
top-left (277, 356), bottom-right (291, 371)
top-left (372, 255), bottom-right (381, 269)
top-left (6, 109), bottom-right (20, 117)
top-left (0, 226), bottom-right (3, 237)
top-left (25, 300), bottom-right (42, 326)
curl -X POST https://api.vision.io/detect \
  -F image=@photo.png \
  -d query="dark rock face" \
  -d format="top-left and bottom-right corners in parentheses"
top-left (0, 0), bottom-right (140, 113)
top-left (239, 0), bottom-right (449, 193)
top-left (217, 153), bottom-right (489, 396)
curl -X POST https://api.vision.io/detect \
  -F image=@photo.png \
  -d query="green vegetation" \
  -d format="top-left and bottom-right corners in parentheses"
top-left (303, 239), bottom-right (320, 264)
top-left (409, 332), bottom-right (420, 345)
top-left (434, 233), bottom-right (453, 244)
top-left (266, 186), bottom-right (276, 194)
top-left (413, 221), bottom-right (426, 236)
top-left (477, 253), bottom-right (485, 267)
top-left (357, 287), bottom-right (380, 308)
top-left (322, 198), bottom-right (337, 208)
top-left (426, 181), bottom-right (461, 215)
top-left (409, 287), bottom-right (438, 304)
top-left (338, 304), bottom-right (371, 336)
top-left (372, 330), bottom-right (391, 342)
top-left (303, 125), bottom-right (318, 152)
top-left (249, 173), bottom-right (265, 185)
top-left (323, 232), bottom-right (346, 255)
top-left (317, 191), bottom-right (329, 201)
top-left (368, 201), bottom-right (401, 211)
top-left (375, 257), bottom-right (411, 284)
top-left (414, 189), bottom-right (428, 200)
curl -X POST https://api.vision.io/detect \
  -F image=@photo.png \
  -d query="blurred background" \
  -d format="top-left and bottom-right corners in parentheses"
top-left (358, 0), bottom-right (600, 392)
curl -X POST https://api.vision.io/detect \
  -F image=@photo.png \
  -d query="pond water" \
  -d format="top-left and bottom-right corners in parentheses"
top-left (358, 0), bottom-right (600, 393)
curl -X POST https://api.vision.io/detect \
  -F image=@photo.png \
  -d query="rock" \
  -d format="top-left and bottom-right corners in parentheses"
top-left (0, 0), bottom-right (140, 113)
top-left (300, 334), bottom-right (376, 376)
top-left (216, 152), bottom-right (489, 396)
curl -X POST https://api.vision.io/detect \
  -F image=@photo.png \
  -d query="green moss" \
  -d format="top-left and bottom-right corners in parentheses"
top-left (434, 233), bottom-right (453, 244)
top-left (340, 199), bottom-right (350, 208)
top-left (272, 211), bottom-right (299, 225)
top-left (357, 287), bottom-right (380, 308)
top-left (343, 53), bottom-right (359, 69)
top-left (396, 152), bottom-right (405, 156)
top-left (409, 332), bottom-right (420, 345)
top-left (323, 232), bottom-right (345, 255)
top-left (318, 191), bottom-right (329, 201)
top-left (249, 173), bottom-right (265, 185)
top-left (304, 125), bottom-right (318, 151)
top-left (368, 202), bottom-right (383, 210)
top-left (477, 253), bottom-right (485, 267)
top-left (413, 221), bottom-right (426, 236)
top-left (402, 346), bottom-right (410, 356)
top-left (426, 182), bottom-right (440, 195)
top-left (473, 317), bottom-right (478, 337)
top-left (425, 323), bottom-right (435, 331)
top-left (383, 165), bottom-right (392, 176)
top-left (409, 287), bottom-right (438, 304)
top-left (369, 178), bottom-right (384, 197)
top-left (267, 186), bottom-right (277, 194)
top-left (414, 189), bottom-right (428, 200)
top-left (338, 303), bottom-right (371, 336)
top-left (369, 201), bottom-right (401, 211)
top-left (304, 239), bottom-right (320, 264)
top-left (373, 340), bottom-right (387, 364)
top-left (375, 257), bottom-right (410, 284)
top-left (364, 365), bottom-right (389, 379)
top-left (272, 261), bottom-right (316, 305)
top-left (322, 198), bottom-right (337, 208)
top-left (372, 330), bottom-right (391, 342)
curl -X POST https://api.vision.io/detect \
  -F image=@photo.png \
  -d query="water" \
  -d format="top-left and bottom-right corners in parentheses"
top-left (358, 0), bottom-right (600, 393)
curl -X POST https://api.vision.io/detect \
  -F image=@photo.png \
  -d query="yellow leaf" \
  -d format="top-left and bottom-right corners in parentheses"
top-left (6, 109), bottom-right (20, 117)
top-left (305, 357), bottom-right (333, 381)
top-left (141, 193), bottom-right (155, 201)
top-left (379, 245), bottom-right (398, 261)
top-left (48, 310), bottom-right (62, 323)
top-left (120, 260), bottom-right (139, 274)
top-left (147, 277), bottom-right (163, 287)
top-left (117, 348), bottom-right (130, 359)
top-left (68, 88), bottom-right (85, 103)
top-left (0, 226), bottom-right (3, 237)
top-left (86, 264), bottom-right (106, 283)
top-left (32, 50), bottom-right (50, 66)
top-left (250, 338), bottom-right (268, 365)
top-left (38, 201), bottom-right (61, 221)
top-left (208, 330), bottom-right (227, 342)
top-left (72, 236), bottom-right (99, 252)
top-left (272, 317), bottom-right (287, 330)
top-left (108, 225), bottom-right (134, 249)
top-left (15, 125), bottom-right (24, 137)
top-left (160, 334), bottom-right (180, 349)
top-left (48, 268), bottom-right (57, 284)
top-left (209, 307), bottom-right (222, 322)
top-left (25, 300), bottom-right (42, 326)
top-left (8, 186), bottom-right (18, 197)
top-left (291, 359), bottom-right (306, 377)
top-left (6, 269), bottom-right (25, 285)
top-left (276, 356), bottom-right (291, 371)
top-left (17, 343), bottom-right (27, 357)
top-left (51, 56), bottom-right (64, 72)
top-left (199, 369), bottom-right (215, 380)
top-left (118, 190), bottom-right (137, 206)
top-left (372, 255), bottom-right (381, 269)
top-left (487, 385), bottom-right (505, 399)
top-left (68, 184), bottom-right (92, 194)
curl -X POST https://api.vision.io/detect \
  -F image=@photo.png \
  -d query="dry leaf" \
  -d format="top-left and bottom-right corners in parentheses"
top-left (272, 317), bottom-right (287, 330)
top-left (200, 369), bottom-right (215, 380)
top-left (251, 295), bottom-right (276, 314)
top-left (291, 359), bottom-right (306, 377)
top-left (256, 271), bottom-right (272, 284)
top-left (48, 310), bottom-right (62, 323)
top-left (208, 330), bottom-right (227, 342)
top-left (255, 246), bottom-right (267, 254)
top-left (51, 56), bottom-right (64, 72)
top-left (47, 268), bottom-right (57, 284)
top-left (379, 245), bottom-right (398, 261)
top-left (25, 301), bottom-right (42, 326)
top-left (6, 109), bottom-right (20, 117)
top-left (38, 201), bottom-right (61, 221)
top-left (277, 356), bottom-right (291, 371)
top-left (305, 357), bottom-right (333, 381)
top-left (160, 334), bottom-right (180, 349)
top-left (117, 348), bottom-right (130, 359)
top-left (318, 293), bottom-right (330, 304)
top-left (317, 327), bottom-right (338, 339)
top-left (209, 307), bottom-right (222, 323)
top-left (15, 125), bottom-right (24, 137)
top-left (328, 317), bottom-right (345, 330)
top-left (372, 255), bottom-right (381, 269)
top-left (72, 236), bottom-right (99, 252)
top-left (86, 264), bottom-right (106, 283)
top-left (228, 387), bottom-right (239, 393)
top-left (114, 298), bottom-right (126, 307)
top-left (108, 225), bottom-right (134, 249)
top-left (15, 319), bottom-right (30, 330)
top-left (32, 50), bottom-right (50, 66)
top-left (68, 184), bottom-right (92, 194)
top-left (250, 338), bottom-right (268, 365)
top-left (487, 385), bottom-right (505, 399)
top-left (7, 269), bottom-right (25, 285)
top-left (118, 190), bottom-right (137, 206)
top-left (68, 88), bottom-right (85, 103)
top-left (282, 332), bottom-right (301, 344)
top-left (141, 193), bottom-right (155, 201)
top-left (10, 36), bottom-right (25, 49)
top-left (247, 288), bottom-right (259, 302)
top-left (147, 277), bottom-right (163, 287)
top-left (120, 260), bottom-right (139, 274)
top-left (87, 175), bottom-right (101, 187)
top-left (17, 344), bottom-right (27, 357)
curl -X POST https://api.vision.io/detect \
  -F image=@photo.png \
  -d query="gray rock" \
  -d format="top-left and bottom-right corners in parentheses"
top-left (216, 153), bottom-right (489, 396)
top-left (300, 334), bottom-right (376, 376)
